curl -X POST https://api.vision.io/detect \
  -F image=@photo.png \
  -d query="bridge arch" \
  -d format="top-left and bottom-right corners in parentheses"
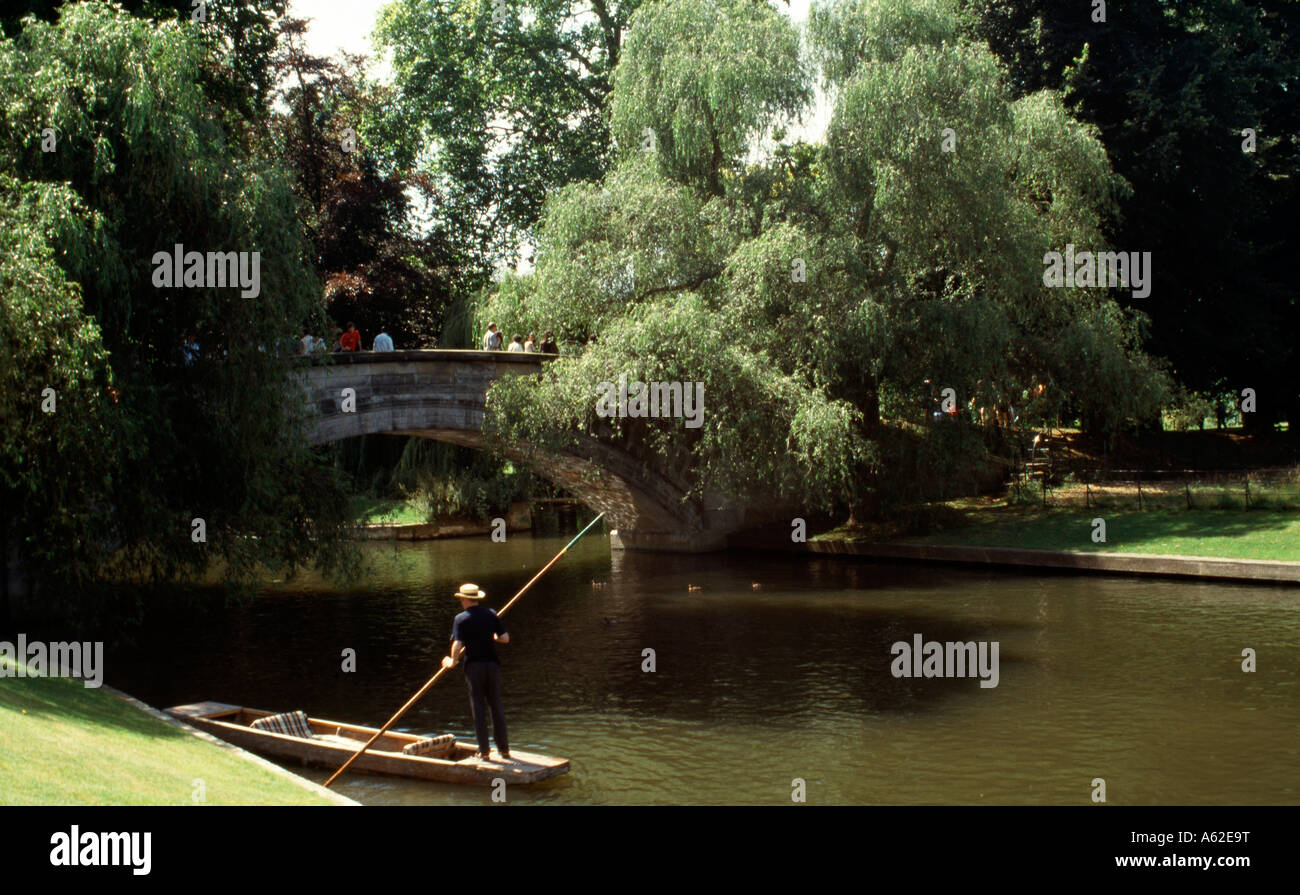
top-left (297, 350), bottom-right (744, 551)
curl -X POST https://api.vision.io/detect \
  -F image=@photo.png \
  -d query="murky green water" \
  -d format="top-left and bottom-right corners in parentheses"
top-left (103, 534), bottom-right (1300, 805)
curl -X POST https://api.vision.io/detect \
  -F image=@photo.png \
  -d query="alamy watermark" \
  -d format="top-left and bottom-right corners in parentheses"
top-left (595, 374), bottom-right (704, 429)
top-left (50, 826), bottom-right (150, 875)
top-left (1043, 244), bottom-right (1151, 299)
top-left (890, 634), bottom-right (999, 688)
top-left (0, 634), bottom-right (104, 688)
top-left (151, 243), bottom-right (261, 298)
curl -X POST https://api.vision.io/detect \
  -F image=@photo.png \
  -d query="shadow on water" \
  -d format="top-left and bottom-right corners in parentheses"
top-left (90, 540), bottom-right (1031, 732)
top-left (537, 551), bottom-right (1028, 725)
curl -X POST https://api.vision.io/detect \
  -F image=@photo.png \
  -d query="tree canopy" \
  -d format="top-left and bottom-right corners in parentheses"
top-left (961, 0), bottom-right (1300, 428)
top-left (0, 3), bottom-right (355, 616)
top-left (373, 0), bottom-right (641, 268)
top-left (476, 0), bottom-right (1170, 518)
top-left (270, 19), bottom-right (467, 348)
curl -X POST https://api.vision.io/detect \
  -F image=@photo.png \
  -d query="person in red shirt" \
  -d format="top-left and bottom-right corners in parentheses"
top-left (340, 322), bottom-right (362, 351)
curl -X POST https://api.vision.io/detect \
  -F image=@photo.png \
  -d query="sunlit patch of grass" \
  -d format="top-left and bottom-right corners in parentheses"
top-left (894, 508), bottom-right (1300, 561)
top-left (0, 661), bottom-right (338, 805)
top-left (348, 496), bottom-right (428, 526)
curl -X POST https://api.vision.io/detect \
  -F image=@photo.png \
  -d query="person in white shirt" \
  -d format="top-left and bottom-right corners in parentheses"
top-left (507, 334), bottom-right (525, 352)
top-left (373, 330), bottom-right (394, 352)
top-left (524, 334), bottom-right (536, 352)
top-left (300, 333), bottom-right (314, 354)
top-left (482, 323), bottom-right (503, 351)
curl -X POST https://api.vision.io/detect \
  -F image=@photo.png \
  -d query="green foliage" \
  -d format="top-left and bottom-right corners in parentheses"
top-left (269, 22), bottom-right (465, 348)
top-left (719, 222), bottom-right (859, 384)
top-left (390, 440), bottom-right (535, 522)
top-left (373, 0), bottom-right (636, 267)
top-left (0, 4), bottom-right (356, 616)
top-left (472, 0), bottom-right (1172, 520)
top-left (1, 0), bottom-right (287, 122)
top-left (871, 421), bottom-right (999, 512)
top-left (476, 156), bottom-right (740, 340)
top-left (808, 0), bottom-right (959, 84)
top-left (0, 177), bottom-right (122, 604)
top-left (1164, 389), bottom-right (1218, 433)
top-left (610, 0), bottom-right (810, 194)
top-left (960, 0), bottom-right (1300, 427)
top-left (815, 0), bottom-right (1168, 442)
top-left (483, 294), bottom-right (871, 508)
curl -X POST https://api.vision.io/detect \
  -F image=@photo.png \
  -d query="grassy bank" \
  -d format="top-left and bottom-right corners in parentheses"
top-left (350, 495), bottom-right (427, 526)
top-left (0, 661), bottom-right (338, 805)
top-left (818, 506), bottom-right (1300, 562)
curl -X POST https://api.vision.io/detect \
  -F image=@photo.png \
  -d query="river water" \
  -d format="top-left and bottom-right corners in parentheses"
top-left (104, 532), bottom-right (1300, 805)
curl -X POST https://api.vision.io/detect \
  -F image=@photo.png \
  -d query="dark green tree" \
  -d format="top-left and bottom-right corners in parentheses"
top-left (961, 0), bottom-right (1300, 430)
top-left (0, 3), bottom-right (356, 619)
top-left (0, 176), bottom-right (123, 626)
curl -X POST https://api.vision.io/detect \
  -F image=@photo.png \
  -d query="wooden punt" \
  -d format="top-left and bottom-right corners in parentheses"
top-left (165, 701), bottom-right (569, 785)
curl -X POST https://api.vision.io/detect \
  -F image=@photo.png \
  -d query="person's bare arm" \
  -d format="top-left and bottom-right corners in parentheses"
top-left (442, 641), bottom-right (464, 668)
top-left (494, 632), bottom-right (510, 644)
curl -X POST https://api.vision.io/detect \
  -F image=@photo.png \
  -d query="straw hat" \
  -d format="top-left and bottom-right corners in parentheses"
top-left (453, 583), bottom-right (487, 600)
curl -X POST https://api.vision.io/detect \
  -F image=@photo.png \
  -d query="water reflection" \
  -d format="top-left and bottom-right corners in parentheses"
top-left (96, 535), bottom-right (1300, 805)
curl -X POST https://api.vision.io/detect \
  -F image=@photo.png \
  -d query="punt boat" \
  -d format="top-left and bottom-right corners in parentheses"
top-left (166, 701), bottom-right (569, 785)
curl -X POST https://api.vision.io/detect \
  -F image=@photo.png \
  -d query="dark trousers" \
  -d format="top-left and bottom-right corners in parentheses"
top-left (464, 661), bottom-right (508, 755)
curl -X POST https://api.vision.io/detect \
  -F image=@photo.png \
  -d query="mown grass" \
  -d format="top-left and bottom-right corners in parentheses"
top-left (873, 507), bottom-right (1300, 561)
top-left (0, 660), bottom-right (338, 805)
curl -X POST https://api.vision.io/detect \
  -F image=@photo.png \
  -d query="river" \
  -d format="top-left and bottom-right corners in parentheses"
top-left (104, 531), bottom-right (1300, 805)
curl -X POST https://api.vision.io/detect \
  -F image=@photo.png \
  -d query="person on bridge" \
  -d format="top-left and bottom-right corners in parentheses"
top-left (340, 322), bottom-right (362, 352)
top-left (539, 331), bottom-right (557, 354)
top-left (482, 323), bottom-right (503, 351)
top-left (372, 328), bottom-right (394, 352)
top-left (507, 334), bottom-right (525, 353)
top-left (441, 583), bottom-right (511, 762)
top-left (524, 334), bottom-right (536, 352)
top-left (181, 335), bottom-right (200, 366)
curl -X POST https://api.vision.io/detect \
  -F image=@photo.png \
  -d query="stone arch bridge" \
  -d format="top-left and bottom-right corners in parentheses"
top-left (297, 350), bottom-right (749, 552)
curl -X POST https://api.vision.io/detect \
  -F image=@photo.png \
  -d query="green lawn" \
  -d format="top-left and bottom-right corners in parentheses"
top-left (885, 508), bottom-right (1300, 562)
top-left (349, 496), bottom-right (427, 526)
top-left (0, 661), bottom-right (339, 805)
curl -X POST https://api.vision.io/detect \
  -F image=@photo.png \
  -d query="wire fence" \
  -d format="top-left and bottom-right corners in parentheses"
top-left (1010, 465), bottom-right (1300, 511)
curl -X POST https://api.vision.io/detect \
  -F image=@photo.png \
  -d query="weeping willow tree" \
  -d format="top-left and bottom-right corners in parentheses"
top-left (474, 0), bottom-right (1169, 521)
top-left (0, 3), bottom-right (355, 621)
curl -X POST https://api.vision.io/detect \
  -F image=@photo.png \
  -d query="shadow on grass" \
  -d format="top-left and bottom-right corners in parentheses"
top-left (0, 666), bottom-right (187, 741)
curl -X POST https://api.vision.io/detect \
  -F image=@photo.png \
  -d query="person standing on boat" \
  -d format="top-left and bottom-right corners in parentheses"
top-left (442, 584), bottom-right (511, 761)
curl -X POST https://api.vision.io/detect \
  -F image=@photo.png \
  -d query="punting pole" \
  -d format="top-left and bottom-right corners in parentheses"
top-left (322, 512), bottom-right (606, 787)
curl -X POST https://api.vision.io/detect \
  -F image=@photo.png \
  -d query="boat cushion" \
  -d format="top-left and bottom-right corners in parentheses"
top-left (249, 710), bottom-right (314, 739)
top-left (402, 734), bottom-right (457, 756)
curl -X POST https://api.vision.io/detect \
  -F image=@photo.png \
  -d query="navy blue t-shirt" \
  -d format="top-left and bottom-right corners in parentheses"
top-left (450, 605), bottom-right (506, 665)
